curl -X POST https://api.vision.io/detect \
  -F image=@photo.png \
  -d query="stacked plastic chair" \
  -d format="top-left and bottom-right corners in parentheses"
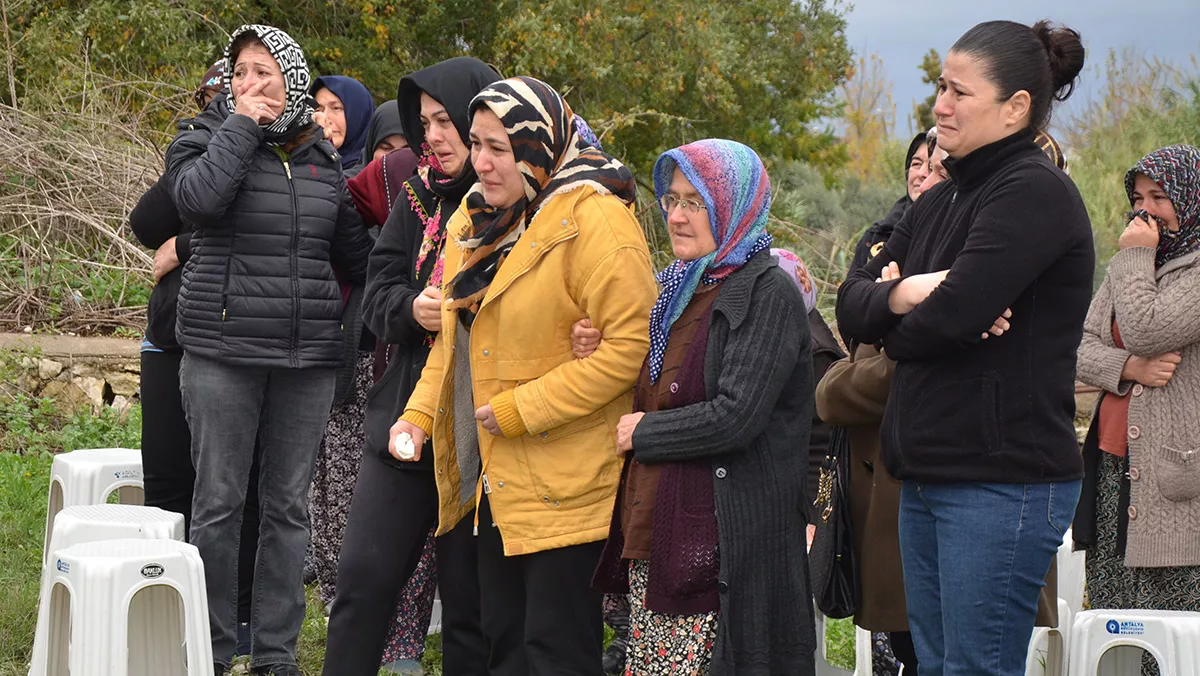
top-left (29, 448), bottom-right (213, 676)
top-left (1068, 610), bottom-right (1200, 676)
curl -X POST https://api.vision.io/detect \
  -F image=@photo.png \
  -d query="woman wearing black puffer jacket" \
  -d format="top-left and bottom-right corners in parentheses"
top-left (164, 24), bottom-right (373, 676)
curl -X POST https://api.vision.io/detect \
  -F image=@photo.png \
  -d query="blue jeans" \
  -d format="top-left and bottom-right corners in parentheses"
top-left (899, 479), bottom-right (1080, 676)
top-left (180, 353), bottom-right (335, 669)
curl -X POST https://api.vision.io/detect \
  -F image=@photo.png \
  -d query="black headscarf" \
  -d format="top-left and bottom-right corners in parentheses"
top-left (397, 57), bottom-right (501, 200)
top-left (848, 131), bottom-right (928, 276)
top-left (355, 100), bottom-right (405, 173)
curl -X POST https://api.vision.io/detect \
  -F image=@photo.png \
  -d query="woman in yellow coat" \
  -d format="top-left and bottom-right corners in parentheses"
top-left (390, 76), bottom-right (657, 675)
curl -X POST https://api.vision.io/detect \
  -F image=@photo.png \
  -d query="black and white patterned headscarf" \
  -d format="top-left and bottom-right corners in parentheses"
top-left (1125, 144), bottom-right (1200, 267)
top-left (222, 24), bottom-right (314, 142)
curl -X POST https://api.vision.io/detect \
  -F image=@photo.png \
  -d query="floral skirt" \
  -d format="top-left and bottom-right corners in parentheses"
top-left (625, 560), bottom-right (719, 676)
top-left (1086, 452), bottom-right (1200, 675)
top-left (310, 351), bottom-right (438, 663)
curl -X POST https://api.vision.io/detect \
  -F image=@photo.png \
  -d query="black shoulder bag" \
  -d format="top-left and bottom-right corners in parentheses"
top-left (808, 425), bottom-right (859, 619)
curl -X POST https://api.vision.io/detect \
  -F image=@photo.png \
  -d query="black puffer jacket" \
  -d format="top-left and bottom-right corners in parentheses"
top-left (165, 96), bottom-right (374, 369)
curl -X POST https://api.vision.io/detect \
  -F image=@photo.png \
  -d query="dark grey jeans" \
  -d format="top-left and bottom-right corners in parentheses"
top-left (180, 352), bottom-right (335, 669)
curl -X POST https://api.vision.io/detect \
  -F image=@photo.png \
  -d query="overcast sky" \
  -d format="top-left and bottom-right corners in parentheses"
top-left (842, 0), bottom-right (1200, 135)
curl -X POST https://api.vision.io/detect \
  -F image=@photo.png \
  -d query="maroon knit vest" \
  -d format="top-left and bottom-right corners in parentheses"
top-left (593, 304), bottom-right (720, 615)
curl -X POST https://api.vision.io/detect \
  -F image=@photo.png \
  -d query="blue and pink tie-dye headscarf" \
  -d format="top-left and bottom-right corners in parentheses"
top-left (647, 139), bottom-right (773, 383)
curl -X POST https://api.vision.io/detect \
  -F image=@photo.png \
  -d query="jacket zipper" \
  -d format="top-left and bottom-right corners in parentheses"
top-left (277, 150), bottom-right (301, 368)
top-left (221, 253), bottom-right (232, 321)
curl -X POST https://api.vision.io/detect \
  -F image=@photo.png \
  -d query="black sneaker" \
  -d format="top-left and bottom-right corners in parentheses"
top-left (252, 665), bottom-right (302, 676)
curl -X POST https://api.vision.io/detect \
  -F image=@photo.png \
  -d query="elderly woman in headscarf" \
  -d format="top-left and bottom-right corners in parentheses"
top-left (390, 76), bottom-right (657, 674)
top-left (772, 248), bottom-right (845, 535)
top-left (1074, 144), bottom-right (1200, 675)
top-left (165, 24), bottom-right (373, 676)
top-left (311, 74), bottom-right (375, 176)
top-left (347, 100), bottom-right (421, 228)
top-left (592, 139), bottom-right (816, 675)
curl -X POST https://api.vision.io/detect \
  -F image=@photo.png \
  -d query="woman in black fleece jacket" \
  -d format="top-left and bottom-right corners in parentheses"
top-left (836, 20), bottom-right (1093, 676)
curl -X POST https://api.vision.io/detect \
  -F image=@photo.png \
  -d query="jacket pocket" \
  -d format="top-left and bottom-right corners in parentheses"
top-left (899, 372), bottom-right (1003, 460)
top-left (520, 410), bottom-right (616, 506)
top-left (1154, 444), bottom-right (1200, 503)
top-left (362, 359), bottom-right (410, 459)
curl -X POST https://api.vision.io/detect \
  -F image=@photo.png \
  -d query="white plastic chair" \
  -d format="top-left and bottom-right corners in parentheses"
top-left (1026, 529), bottom-right (1088, 676)
top-left (28, 539), bottom-right (213, 676)
top-left (1057, 528), bottom-right (1086, 617)
top-left (44, 448), bottom-right (144, 558)
top-left (1027, 597), bottom-right (1073, 676)
top-left (1069, 609), bottom-right (1200, 676)
top-left (42, 504), bottom-right (183, 566)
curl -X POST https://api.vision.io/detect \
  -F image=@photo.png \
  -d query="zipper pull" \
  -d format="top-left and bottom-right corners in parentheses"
top-left (283, 160), bottom-right (292, 180)
top-left (222, 308), bottom-right (227, 320)
top-left (482, 474), bottom-right (492, 495)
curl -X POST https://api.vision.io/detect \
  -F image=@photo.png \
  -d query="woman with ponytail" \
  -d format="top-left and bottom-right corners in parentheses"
top-left (836, 20), bottom-right (1094, 675)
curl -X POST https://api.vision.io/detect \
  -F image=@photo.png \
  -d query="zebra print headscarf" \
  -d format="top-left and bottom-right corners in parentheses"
top-left (445, 76), bottom-right (636, 326)
top-left (223, 25), bottom-right (314, 143)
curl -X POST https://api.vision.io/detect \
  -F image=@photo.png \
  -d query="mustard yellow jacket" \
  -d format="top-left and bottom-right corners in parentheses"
top-left (403, 185), bottom-right (656, 555)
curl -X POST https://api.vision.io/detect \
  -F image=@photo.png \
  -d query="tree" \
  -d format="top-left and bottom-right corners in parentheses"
top-left (840, 52), bottom-right (894, 182)
top-left (10, 0), bottom-right (853, 177)
top-left (912, 48), bottom-right (940, 132)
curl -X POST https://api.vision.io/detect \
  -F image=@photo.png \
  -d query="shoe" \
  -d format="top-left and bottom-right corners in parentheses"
top-left (251, 665), bottom-right (302, 676)
top-left (234, 621), bottom-right (252, 656)
top-left (602, 639), bottom-right (627, 675)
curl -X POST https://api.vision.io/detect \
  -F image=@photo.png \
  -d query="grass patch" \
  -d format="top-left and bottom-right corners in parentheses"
top-left (824, 616), bottom-right (857, 670)
top-left (0, 451), bottom-right (53, 676)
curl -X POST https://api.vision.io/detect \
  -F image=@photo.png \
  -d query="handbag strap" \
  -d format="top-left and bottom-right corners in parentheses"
top-left (813, 426), bottom-right (849, 523)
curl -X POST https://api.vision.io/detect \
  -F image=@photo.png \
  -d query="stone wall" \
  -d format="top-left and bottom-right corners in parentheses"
top-left (1, 333), bottom-right (141, 414)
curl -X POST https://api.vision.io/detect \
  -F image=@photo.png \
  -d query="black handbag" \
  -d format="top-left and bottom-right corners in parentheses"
top-left (808, 425), bottom-right (859, 619)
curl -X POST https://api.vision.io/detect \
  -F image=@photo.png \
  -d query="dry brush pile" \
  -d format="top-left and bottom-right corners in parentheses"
top-left (0, 101), bottom-right (175, 335)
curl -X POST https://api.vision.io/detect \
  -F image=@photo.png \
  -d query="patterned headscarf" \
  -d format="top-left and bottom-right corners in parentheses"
top-left (223, 25), bottom-right (314, 143)
top-left (574, 116), bottom-right (602, 149)
top-left (445, 76), bottom-right (637, 327)
top-left (1035, 131), bottom-right (1069, 174)
top-left (1124, 144), bottom-right (1200, 268)
top-left (772, 248), bottom-right (817, 313)
top-left (647, 139), bottom-right (773, 383)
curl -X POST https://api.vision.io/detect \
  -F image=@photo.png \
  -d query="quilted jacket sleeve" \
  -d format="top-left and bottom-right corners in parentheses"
top-left (165, 113), bottom-right (263, 228)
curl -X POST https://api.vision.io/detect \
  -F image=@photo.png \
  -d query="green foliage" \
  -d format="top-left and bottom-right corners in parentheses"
top-left (1062, 51), bottom-right (1200, 285)
top-left (769, 146), bottom-right (906, 312)
top-left (495, 0), bottom-right (853, 175)
top-left (12, 0), bottom-right (853, 178)
top-left (0, 451), bottom-right (51, 674)
top-left (912, 48), bottom-right (940, 133)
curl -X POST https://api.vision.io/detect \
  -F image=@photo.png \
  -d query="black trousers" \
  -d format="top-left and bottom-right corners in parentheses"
top-left (477, 495), bottom-right (605, 676)
top-left (140, 348), bottom-right (259, 622)
top-left (323, 450), bottom-right (487, 676)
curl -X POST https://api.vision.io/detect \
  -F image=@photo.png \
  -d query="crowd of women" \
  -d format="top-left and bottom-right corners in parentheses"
top-left (127, 14), bottom-right (1200, 676)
